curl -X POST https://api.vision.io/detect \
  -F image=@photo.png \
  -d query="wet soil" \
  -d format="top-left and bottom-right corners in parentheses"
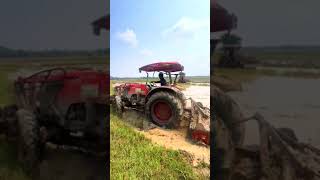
top-left (38, 145), bottom-right (106, 180)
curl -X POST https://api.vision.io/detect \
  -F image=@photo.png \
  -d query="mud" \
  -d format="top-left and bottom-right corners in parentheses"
top-left (38, 144), bottom-right (106, 180)
top-left (140, 128), bottom-right (210, 165)
top-left (120, 109), bottom-right (210, 179)
top-left (212, 76), bottom-right (242, 92)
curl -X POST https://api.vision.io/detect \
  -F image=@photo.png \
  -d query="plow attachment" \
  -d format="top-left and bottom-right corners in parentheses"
top-left (214, 112), bottom-right (320, 180)
top-left (186, 98), bottom-right (210, 145)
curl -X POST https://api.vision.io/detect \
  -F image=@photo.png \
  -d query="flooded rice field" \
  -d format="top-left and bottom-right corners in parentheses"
top-left (228, 76), bottom-right (320, 148)
top-left (183, 85), bottom-right (210, 108)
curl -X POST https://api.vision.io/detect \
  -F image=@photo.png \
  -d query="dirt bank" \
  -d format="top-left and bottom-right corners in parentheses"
top-left (140, 128), bottom-right (210, 165)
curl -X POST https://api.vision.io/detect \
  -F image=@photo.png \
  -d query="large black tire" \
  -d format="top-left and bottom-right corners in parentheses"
top-left (145, 92), bottom-right (183, 129)
top-left (16, 109), bottom-right (41, 175)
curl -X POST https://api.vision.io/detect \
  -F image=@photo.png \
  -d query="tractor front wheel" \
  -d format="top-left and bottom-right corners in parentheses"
top-left (16, 109), bottom-right (41, 175)
top-left (145, 92), bottom-right (183, 128)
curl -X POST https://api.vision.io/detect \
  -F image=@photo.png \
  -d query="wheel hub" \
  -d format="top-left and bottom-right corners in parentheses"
top-left (153, 101), bottom-right (172, 123)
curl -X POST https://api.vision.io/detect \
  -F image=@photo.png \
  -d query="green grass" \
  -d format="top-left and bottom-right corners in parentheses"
top-left (0, 68), bottom-right (25, 178)
top-left (0, 71), bottom-right (14, 105)
top-left (0, 64), bottom-right (29, 179)
top-left (0, 168), bottom-right (30, 180)
top-left (110, 113), bottom-right (201, 180)
top-left (0, 141), bottom-right (30, 180)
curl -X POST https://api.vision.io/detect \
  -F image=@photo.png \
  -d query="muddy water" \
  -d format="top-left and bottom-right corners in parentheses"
top-left (228, 76), bottom-right (320, 148)
top-left (183, 85), bottom-right (210, 108)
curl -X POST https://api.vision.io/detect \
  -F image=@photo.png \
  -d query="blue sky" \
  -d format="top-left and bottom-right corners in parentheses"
top-left (110, 0), bottom-right (209, 77)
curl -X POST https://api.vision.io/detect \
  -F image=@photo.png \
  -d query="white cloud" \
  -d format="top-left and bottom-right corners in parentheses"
top-left (163, 17), bottom-right (209, 39)
top-left (117, 29), bottom-right (138, 47)
top-left (140, 49), bottom-right (153, 56)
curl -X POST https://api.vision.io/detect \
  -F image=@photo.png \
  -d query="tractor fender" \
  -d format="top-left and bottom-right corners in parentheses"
top-left (145, 87), bottom-right (186, 106)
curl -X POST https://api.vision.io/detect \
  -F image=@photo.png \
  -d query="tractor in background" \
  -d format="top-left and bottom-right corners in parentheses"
top-left (211, 2), bottom-right (243, 69)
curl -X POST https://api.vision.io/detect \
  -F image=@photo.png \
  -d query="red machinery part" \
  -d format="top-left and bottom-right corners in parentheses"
top-left (211, 0), bottom-right (237, 32)
top-left (152, 100), bottom-right (173, 123)
top-left (15, 68), bottom-right (109, 107)
top-left (125, 83), bottom-right (149, 96)
top-left (191, 130), bottom-right (210, 145)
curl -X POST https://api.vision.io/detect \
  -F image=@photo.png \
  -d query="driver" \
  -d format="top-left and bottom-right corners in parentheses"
top-left (151, 72), bottom-right (167, 86)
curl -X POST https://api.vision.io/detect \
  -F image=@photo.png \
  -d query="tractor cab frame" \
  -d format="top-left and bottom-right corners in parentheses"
top-left (139, 61), bottom-right (185, 87)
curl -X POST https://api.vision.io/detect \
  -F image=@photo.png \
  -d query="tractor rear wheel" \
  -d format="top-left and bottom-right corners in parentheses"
top-left (145, 92), bottom-right (183, 128)
top-left (16, 109), bottom-right (41, 175)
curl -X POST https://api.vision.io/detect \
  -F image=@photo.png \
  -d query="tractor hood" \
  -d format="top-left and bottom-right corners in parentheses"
top-left (139, 62), bottom-right (184, 73)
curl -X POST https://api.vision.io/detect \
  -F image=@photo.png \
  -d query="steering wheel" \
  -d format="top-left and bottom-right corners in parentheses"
top-left (146, 81), bottom-right (155, 89)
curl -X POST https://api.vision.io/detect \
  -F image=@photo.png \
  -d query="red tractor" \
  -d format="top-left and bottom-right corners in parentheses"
top-left (114, 62), bottom-right (186, 128)
top-left (1, 67), bottom-right (109, 173)
top-left (113, 62), bottom-right (210, 146)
